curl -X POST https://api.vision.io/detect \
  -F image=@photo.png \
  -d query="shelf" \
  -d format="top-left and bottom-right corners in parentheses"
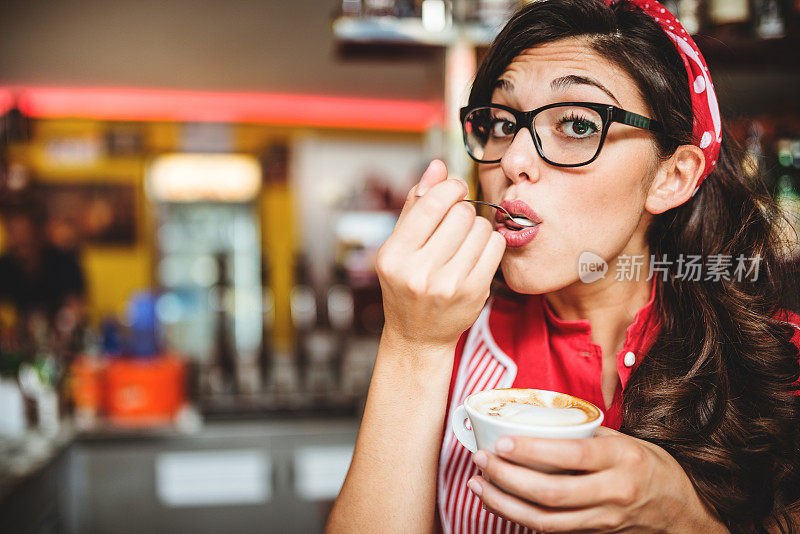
top-left (332, 16), bottom-right (799, 70)
top-left (331, 16), bottom-right (501, 47)
top-left (694, 34), bottom-right (800, 70)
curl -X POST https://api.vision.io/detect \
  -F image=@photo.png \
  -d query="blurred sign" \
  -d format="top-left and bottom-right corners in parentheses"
top-left (156, 449), bottom-right (271, 506)
top-left (42, 183), bottom-right (136, 246)
top-left (44, 136), bottom-right (104, 166)
top-left (181, 122), bottom-right (234, 153)
top-left (148, 153), bottom-right (261, 202)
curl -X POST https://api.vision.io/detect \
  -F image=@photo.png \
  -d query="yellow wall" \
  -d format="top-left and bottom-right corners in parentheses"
top-left (237, 124), bottom-right (297, 348)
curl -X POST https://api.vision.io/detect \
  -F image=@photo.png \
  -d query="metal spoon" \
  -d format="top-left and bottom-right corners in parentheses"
top-left (414, 195), bottom-right (537, 228)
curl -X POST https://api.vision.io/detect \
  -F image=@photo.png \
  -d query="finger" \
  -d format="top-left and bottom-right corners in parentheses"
top-left (396, 160), bottom-right (448, 227)
top-left (420, 201), bottom-right (476, 266)
top-left (396, 179), bottom-right (469, 249)
top-left (417, 159), bottom-right (448, 196)
top-left (443, 216), bottom-right (495, 282)
top-left (468, 476), bottom-right (624, 533)
top-left (492, 435), bottom-right (622, 473)
top-left (466, 231), bottom-right (505, 283)
top-left (473, 451), bottom-right (610, 509)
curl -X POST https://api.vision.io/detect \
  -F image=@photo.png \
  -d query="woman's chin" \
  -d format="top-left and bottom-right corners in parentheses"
top-left (500, 262), bottom-right (547, 295)
top-left (500, 259), bottom-right (575, 295)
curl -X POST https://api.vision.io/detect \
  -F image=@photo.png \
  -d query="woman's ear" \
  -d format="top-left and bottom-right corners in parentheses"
top-left (645, 144), bottom-right (706, 215)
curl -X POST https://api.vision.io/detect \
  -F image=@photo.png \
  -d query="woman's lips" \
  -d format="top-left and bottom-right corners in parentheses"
top-left (494, 199), bottom-right (542, 248)
top-left (496, 222), bottom-right (540, 247)
top-left (498, 199), bottom-right (543, 225)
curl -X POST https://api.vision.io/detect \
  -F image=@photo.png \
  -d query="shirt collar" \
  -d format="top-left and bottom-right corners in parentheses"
top-left (540, 278), bottom-right (661, 379)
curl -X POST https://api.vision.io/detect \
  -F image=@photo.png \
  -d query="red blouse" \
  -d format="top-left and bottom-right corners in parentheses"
top-left (436, 280), bottom-right (800, 534)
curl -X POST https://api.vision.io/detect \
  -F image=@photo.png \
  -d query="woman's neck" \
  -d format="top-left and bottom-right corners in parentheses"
top-left (544, 255), bottom-right (653, 355)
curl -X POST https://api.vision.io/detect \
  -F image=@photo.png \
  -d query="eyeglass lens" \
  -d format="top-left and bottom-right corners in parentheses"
top-left (463, 105), bottom-right (604, 165)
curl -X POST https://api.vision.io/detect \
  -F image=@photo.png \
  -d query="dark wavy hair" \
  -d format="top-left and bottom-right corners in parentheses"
top-left (470, 0), bottom-right (800, 531)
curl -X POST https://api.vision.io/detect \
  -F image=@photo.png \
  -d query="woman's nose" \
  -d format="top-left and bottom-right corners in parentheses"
top-left (500, 126), bottom-right (543, 184)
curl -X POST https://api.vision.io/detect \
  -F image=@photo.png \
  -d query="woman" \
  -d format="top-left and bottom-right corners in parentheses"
top-left (327, 0), bottom-right (800, 532)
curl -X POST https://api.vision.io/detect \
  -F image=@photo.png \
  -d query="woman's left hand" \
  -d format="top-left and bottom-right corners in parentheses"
top-left (467, 427), bottom-right (727, 533)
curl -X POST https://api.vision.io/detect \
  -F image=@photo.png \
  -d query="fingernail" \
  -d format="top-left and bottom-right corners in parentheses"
top-left (416, 162), bottom-right (433, 196)
top-left (467, 478), bottom-right (483, 496)
top-left (495, 438), bottom-right (513, 453)
top-left (472, 451), bottom-right (488, 469)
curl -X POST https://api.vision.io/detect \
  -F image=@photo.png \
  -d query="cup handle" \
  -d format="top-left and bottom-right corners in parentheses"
top-left (451, 404), bottom-right (476, 453)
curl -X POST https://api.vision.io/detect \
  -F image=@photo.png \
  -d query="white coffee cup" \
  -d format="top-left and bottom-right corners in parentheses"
top-left (451, 388), bottom-right (604, 471)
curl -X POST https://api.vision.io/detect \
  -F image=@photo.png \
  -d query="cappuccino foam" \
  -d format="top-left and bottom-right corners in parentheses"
top-left (472, 390), bottom-right (598, 427)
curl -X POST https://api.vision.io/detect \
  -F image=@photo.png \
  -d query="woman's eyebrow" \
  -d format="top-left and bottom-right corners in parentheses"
top-left (550, 75), bottom-right (620, 105)
top-left (494, 78), bottom-right (513, 93)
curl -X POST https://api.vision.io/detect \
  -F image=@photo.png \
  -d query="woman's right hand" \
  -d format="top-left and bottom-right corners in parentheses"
top-left (376, 159), bottom-right (506, 350)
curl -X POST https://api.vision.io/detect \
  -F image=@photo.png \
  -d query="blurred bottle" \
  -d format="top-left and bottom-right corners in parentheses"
top-left (0, 375), bottom-right (26, 438)
top-left (394, 0), bottom-right (418, 17)
top-left (290, 253), bottom-right (316, 373)
top-left (363, 0), bottom-right (395, 17)
top-left (100, 316), bottom-right (123, 356)
top-left (678, 0), bottom-right (705, 34)
top-left (476, 0), bottom-right (517, 28)
top-left (69, 326), bottom-right (103, 430)
top-left (341, 0), bottom-right (362, 17)
top-left (0, 319), bottom-right (26, 439)
top-left (307, 266), bottom-right (355, 399)
top-left (18, 313), bottom-right (61, 437)
top-left (258, 254), bottom-right (275, 390)
top-left (126, 291), bottom-right (159, 357)
top-left (208, 253), bottom-right (237, 395)
top-left (708, 0), bottom-right (749, 35)
top-left (752, 0), bottom-right (787, 38)
top-left (266, 253), bottom-right (314, 399)
top-left (790, 0), bottom-right (800, 33)
top-left (328, 265), bottom-right (357, 401)
top-left (775, 139), bottom-right (800, 259)
top-left (1, 106), bottom-right (31, 146)
top-left (291, 254), bottom-right (338, 401)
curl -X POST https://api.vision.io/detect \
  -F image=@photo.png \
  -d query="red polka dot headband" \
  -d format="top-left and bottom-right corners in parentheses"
top-left (607, 0), bottom-right (722, 195)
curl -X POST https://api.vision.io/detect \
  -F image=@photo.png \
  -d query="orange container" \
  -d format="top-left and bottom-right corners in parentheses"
top-left (104, 353), bottom-right (186, 426)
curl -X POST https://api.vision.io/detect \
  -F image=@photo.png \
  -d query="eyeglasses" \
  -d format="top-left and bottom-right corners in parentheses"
top-left (460, 102), bottom-right (664, 167)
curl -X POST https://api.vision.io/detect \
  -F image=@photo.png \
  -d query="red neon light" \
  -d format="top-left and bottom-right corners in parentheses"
top-left (3, 86), bottom-right (443, 132)
top-left (0, 89), bottom-right (14, 115)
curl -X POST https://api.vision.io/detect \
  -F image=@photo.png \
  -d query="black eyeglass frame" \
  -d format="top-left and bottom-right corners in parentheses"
top-left (459, 102), bottom-right (665, 167)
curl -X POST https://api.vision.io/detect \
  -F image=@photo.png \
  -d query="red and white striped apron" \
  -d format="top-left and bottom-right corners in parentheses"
top-left (437, 300), bottom-right (532, 534)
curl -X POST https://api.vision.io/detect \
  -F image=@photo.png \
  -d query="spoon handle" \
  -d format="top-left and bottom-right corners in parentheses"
top-left (461, 199), bottom-right (513, 218)
top-left (413, 195), bottom-right (513, 219)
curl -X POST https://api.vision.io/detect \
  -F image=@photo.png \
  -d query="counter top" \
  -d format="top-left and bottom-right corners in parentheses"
top-left (0, 414), bottom-right (361, 505)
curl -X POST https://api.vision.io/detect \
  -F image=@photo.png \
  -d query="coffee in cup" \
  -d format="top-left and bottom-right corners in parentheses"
top-left (472, 389), bottom-right (599, 426)
top-left (451, 388), bottom-right (603, 472)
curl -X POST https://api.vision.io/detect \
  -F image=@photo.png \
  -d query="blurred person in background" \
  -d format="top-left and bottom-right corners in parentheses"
top-left (0, 204), bottom-right (86, 341)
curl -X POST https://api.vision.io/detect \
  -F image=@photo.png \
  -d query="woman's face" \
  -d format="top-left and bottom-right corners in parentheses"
top-left (479, 37), bottom-right (661, 295)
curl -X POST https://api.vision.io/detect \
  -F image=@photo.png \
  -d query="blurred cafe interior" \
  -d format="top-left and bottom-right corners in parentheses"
top-left (0, 0), bottom-right (799, 532)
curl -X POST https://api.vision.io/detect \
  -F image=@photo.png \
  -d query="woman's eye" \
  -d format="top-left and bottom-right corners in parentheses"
top-left (490, 119), bottom-right (515, 137)
top-left (558, 117), bottom-right (598, 138)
